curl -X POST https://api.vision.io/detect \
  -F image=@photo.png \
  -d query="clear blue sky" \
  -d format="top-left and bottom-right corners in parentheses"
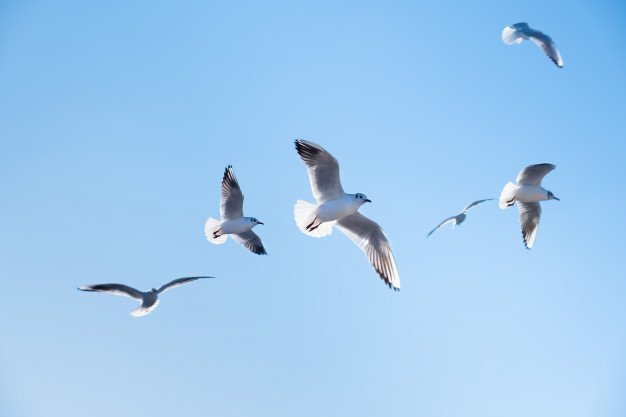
top-left (1, 1), bottom-right (626, 416)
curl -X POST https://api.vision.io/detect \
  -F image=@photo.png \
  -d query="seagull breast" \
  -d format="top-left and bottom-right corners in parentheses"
top-left (316, 195), bottom-right (360, 222)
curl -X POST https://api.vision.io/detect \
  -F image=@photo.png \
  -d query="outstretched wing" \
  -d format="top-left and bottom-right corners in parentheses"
top-left (335, 212), bottom-right (400, 290)
top-left (232, 230), bottom-right (267, 255)
top-left (427, 216), bottom-right (456, 237)
top-left (295, 140), bottom-right (344, 204)
top-left (461, 198), bottom-right (495, 213)
top-left (220, 166), bottom-right (244, 220)
top-left (516, 163), bottom-right (556, 186)
top-left (518, 202), bottom-right (541, 249)
top-left (528, 30), bottom-right (564, 68)
top-left (78, 284), bottom-right (144, 300)
top-left (157, 276), bottom-right (214, 294)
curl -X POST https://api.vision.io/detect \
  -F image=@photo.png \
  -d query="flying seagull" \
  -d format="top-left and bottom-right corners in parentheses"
top-left (204, 165), bottom-right (267, 255)
top-left (293, 139), bottom-right (400, 290)
top-left (502, 22), bottom-right (564, 68)
top-left (499, 163), bottom-right (559, 249)
top-left (427, 199), bottom-right (495, 237)
top-left (78, 276), bottom-right (214, 317)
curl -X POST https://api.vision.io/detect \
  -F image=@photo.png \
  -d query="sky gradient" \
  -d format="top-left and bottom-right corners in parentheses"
top-left (1, 1), bottom-right (626, 416)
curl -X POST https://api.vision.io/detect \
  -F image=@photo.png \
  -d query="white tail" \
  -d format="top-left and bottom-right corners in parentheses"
top-left (204, 217), bottom-right (228, 244)
top-left (499, 182), bottom-right (518, 209)
top-left (294, 200), bottom-right (333, 238)
top-left (502, 26), bottom-right (524, 45)
top-left (131, 300), bottom-right (160, 317)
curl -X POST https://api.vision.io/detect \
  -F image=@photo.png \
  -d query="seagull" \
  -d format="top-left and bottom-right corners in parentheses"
top-left (293, 139), bottom-right (400, 290)
top-left (502, 22), bottom-right (564, 68)
top-left (204, 165), bottom-right (267, 255)
top-left (499, 163), bottom-right (559, 249)
top-left (427, 199), bottom-right (495, 237)
top-left (78, 276), bottom-right (214, 317)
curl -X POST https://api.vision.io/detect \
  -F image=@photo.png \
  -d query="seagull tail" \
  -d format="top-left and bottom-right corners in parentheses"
top-left (502, 26), bottom-right (524, 45)
top-left (499, 182), bottom-right (518, 209)
top-left (130, 300), bottom-right (159, 317)
top-left (204, 217), bottom-right (228, 244)
top-left (294, 200), bottom-right (333, 238)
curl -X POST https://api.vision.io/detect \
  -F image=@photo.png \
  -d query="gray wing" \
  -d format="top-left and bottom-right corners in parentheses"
top-left (220, 166), bottom-right (244, 220)
top-left (527, 30), bottom-right (564, 68)
top-left (518, 202), bottom-right (541, 249)
top-left (516, 163), bottom-right (556, 186)
top-left (461, 198), bottom-right (495, 213)
top-left (157, 276), bottom-right (215, 294)
top-left (295, 140), bottom-right (344, 204)
top-left (427, 216), bottom-right (456, 237)
top-left (77, 284), bottom-right (144, 300)
top-left (335, 212), bottom-right (400, 290)
top-left (232, 230), bottom-right (267, 255)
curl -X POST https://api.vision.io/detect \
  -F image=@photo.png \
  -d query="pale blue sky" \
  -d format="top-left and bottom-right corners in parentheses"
top-left (1, 1), bottom-right (626, 416)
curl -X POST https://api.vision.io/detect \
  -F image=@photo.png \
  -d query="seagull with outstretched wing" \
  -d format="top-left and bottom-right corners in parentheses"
top-left (78, 276), bottom-right (214, 317)
top-left (427, 198), bottom-right (495, 237)
top-left (293, 140), bottom-right (400, 290)
top-left (204, 166), bottom-right (267, 255)
top-left (499, 163), bottom-right (560, 249)
top-left (502, 22), bottom-right (564, 68)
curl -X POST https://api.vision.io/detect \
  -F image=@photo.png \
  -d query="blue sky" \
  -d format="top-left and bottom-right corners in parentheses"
top-left (1, 1), bottom-right (626, 416)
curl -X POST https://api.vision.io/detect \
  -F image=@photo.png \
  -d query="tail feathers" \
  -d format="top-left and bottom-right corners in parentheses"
top-left (294, 200), bottom-right (333, 238)
top-left (131, 300), bottom-right (160, 317)
top-left (502, 26), bottom-right (524, 45)
top-left (499, 182), bottom-right (518, 209)
top-left (204, 217), bottom-right (228, 244)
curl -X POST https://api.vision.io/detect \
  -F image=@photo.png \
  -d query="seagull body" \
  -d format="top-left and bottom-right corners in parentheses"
top-left (315, 193), bottom-right (368, 223)
top-left (78, 276), bottom-right (214, 317)
top-left (204, 166), bottom-right (267, 255)
top-left (499, 163), bottom-right (559, 249)
top-left (293, 139), bottom-right (400, 290)
top-left (502, 22), bottom-right (564, 68)
top-left (427, 199), bottom-right (494, 237)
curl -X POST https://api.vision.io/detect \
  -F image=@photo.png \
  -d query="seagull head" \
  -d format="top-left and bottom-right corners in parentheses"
top-left (355, 193), bottom-right (372, 204)
top-left (547, 191), bottom-right (560, 201)
top-left (150, 288), bottom-right (158, 293)
top-left (248, 217), bottom-right (264, 226)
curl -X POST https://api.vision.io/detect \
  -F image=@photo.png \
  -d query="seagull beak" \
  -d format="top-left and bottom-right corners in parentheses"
top-left (258, 221), bottom-right (264, 225)
top-left (365, 199), bottom-right (372, 203)
top-left (553, 196), bottom-right (560, 201)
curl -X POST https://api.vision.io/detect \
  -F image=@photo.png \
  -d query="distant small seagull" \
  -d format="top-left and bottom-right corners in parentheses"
top-left (204, 166), bottom-right (267, 255)
top-left (427, 199), bottom-right (495, 237)
top-left (78, 276), bottom-right (214, 317)
top-left (499, 163), bottom-right (559, 249)
top-left (293, 139), bottom-right (400, 290)
top-left (502, 22), bottom-right (564, 68)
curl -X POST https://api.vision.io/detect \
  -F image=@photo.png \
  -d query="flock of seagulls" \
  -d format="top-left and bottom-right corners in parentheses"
top-left (78, 22), bottom-right (563, 315)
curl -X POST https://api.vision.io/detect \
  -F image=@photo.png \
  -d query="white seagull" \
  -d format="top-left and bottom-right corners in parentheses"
top-left (293, 139), bottom-right (400, 290)
top-left (427, 199), bottom-right (495, 237)
top-left (78, 276), bottom-right (214, 317)
top-left (204, 166), bottom-right (267, 255)
top-left (502, 22), bottom-right (564, 68)
top-left (499, 163), bottom-right (559, 249)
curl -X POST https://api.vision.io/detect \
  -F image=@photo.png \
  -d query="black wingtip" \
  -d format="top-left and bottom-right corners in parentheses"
top-left (294, 139), bottom-right (321, 160)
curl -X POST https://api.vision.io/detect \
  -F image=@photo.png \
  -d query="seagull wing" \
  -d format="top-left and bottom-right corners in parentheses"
top-left (232, 230), bottom-right (267, 255)
top-left (427, 216), bottom-right (456, 237)
top-left (461, 198), bottom-right (495, 213)
top-left (335, 212), bottom-right (400, 290)
top-left (518, 202), bottom-right (541, 249)
top-left (220, 166), bottom-right (244, 220)
top-left (77, 284), bottom-right (144, 300)
top-left (527, 30), bottom-right (564, 68)
top-left (157, 276), bottom-right (215, 294)
top-left (516, 163), bottom-right (556, 186)
top-left (295, 139), bottom-right (344, 203)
